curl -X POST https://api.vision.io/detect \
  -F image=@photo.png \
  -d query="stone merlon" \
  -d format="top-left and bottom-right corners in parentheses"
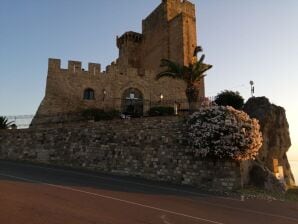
top-left (48, 58), bottom-right (101, 75)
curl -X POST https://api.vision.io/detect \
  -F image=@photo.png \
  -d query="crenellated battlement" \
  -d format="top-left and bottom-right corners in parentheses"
top-left (162, 0), bottom-right (194, 7)
top-left (142, 0), bottom-right (195, 38)
top-left (48, 58), bottom-right (101, 75)
top-left (34, 0), bottom-right (200, 122)
top-left (116, 31), bottom-right (143, 48)
top-left (163, 0), bottom-right (195, 21)
top-left (48, 58), bottom-right (61, 71)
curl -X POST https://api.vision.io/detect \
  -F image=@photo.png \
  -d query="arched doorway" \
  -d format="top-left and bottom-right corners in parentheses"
top-left (121, 88), bottom-right (143, 117)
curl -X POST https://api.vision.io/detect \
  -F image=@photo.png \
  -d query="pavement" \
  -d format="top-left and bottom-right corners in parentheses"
top-left (0, 160), bottom-right (297, 224)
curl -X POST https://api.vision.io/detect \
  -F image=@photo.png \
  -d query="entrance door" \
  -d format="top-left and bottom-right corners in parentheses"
top-left (121, 88), bottom-right (143, 117)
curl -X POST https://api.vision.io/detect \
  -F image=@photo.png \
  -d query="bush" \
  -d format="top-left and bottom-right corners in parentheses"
top-left (215, 90), bottom-right (244, 110)
top-left (187, 106), bottom-right (263, 161)
top-left (148, 106), bottom-right (174, 116)
top-left (82, 109), bottom-right (119, 121)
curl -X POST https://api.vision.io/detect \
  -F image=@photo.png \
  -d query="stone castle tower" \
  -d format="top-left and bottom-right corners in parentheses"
top-left (118, 0), bottom-right (197, 70)
top-left (32, 0), bottom-right (205, 125)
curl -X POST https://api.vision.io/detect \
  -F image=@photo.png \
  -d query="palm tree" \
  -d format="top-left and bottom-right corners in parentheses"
top-left (0, 116), bottom-right (14, 129)
top-left (156, 48), bottom-right (212, 112)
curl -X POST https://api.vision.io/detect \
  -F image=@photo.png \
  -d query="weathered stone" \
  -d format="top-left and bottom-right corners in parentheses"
top-left (0, 117), bottom-right (240, 192)
top-left (31, 0), bottom-right (205, 126)
top-left (244, 97), bottom-right (295, 188)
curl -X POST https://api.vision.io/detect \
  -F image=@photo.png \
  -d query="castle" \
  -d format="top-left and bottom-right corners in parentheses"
top-left (32, 0), bottom-right (205, 125)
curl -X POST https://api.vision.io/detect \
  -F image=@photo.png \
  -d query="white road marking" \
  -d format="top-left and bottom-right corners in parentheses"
top-left (182, 197), bottom-right (298, 222)
top-left (0, 173), bottom-right (224, 224)
top-left (0, 161), bottom-right (240, 201)
top-left (2, 161), bottom-right (298, 223)
top-left (161, 214), bottom-right (173, 224)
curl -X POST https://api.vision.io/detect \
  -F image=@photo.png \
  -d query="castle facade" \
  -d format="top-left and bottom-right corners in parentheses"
top-left (32, 0), bottom-right (204, 125)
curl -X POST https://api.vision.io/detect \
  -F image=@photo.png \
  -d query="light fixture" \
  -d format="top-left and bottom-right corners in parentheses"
top-left (160, 93), bottom-right (164, 100)
top-left (103, 89), bottom-right (107, 101)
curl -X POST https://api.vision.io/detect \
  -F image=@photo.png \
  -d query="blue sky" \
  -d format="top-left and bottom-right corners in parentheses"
top-left (1, 0), bottom-right (298, 177)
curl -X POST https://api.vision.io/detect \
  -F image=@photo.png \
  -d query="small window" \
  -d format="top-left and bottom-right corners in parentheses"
top-left (83, 88), bottom-right (95, 100)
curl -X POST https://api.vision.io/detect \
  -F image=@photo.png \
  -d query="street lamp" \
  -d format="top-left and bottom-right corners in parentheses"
top-left (249, 81), bottom-right (255, 97)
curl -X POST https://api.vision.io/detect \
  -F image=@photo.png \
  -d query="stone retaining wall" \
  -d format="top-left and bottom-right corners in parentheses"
top-left (0, 117), bottom-right (241, 191)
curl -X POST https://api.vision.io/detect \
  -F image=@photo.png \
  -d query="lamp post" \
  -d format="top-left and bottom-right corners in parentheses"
top-left (249, 81), bottom-right (255, 97)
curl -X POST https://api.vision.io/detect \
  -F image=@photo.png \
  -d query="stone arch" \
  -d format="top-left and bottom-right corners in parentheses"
top-left (121, 88), bottom-right (144, 116)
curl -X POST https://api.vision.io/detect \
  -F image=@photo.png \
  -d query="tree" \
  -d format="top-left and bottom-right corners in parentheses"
top-left (0, 116), bottom-right (14, 129)
top-left (156, 48), bottom-right (212, 112)
top-left (215, 90), bottom-right (244, 110)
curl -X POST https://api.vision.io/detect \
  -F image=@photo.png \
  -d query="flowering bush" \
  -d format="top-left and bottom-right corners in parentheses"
top-left (187, 106), bottom-right (263, 161)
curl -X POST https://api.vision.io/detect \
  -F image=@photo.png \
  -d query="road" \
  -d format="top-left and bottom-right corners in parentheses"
top-left (0, 160), bottom-right (297, 224)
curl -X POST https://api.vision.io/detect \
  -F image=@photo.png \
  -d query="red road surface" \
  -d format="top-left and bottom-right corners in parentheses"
top-left (0, 160), bottom-right (297, 224)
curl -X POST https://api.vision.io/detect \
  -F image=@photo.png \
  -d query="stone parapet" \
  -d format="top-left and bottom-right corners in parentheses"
top-left (0, 117), bottom-right (241, 191)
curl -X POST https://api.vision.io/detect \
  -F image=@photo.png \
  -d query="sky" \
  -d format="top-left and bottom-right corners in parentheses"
top-left (0, 0), bottom-right (298, 180)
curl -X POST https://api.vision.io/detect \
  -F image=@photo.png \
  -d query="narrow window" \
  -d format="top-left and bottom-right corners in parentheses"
top-left (83, 88), bottom-right (95, 100)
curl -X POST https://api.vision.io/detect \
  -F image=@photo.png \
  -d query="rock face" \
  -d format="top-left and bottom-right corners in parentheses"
top-left (243, 97), bottom-right (295, 187)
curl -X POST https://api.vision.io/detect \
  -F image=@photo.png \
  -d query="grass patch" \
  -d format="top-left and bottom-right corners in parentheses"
top-left (285, 187), bottom-right (298, 201)
top-left (236, 186), bottom-right (298, 202)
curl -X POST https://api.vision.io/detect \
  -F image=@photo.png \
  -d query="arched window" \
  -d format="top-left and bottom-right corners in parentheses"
top-left (83, 88), bottom-right (95, 100)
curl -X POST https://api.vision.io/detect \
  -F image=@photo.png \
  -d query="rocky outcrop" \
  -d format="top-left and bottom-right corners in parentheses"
top-left (243, 97), bottom-right (295, 188)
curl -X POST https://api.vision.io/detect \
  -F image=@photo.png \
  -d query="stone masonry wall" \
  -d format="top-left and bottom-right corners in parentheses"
top-left (32, 0), bottom-right (206, 126)
top-left (0, 117), bottom-right (241, 191)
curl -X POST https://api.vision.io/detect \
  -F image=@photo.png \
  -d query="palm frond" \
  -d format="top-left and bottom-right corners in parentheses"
top-left (157, 59), bottom-right (185, 80)
top-left (160, 59), bottom-right (181, 71)
top-left (198, 54), bottom-right (205, 64)
top-left (200, 64), bottom-right (213, 74)
top-left (156, 71), bottom-right (180, 80)
top-left (0, 116), bottom-right (14, 129)
top-left (157, 57), bottom-right (212, 84)
top-left (193, 46), bottom-right (203, 57)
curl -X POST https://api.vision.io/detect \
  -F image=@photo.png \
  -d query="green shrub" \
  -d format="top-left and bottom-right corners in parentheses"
top-left (148, 106), bottom-right (174, 116)
top-left (215, 90), bottom-right (244, 110)
top-left (82, 109), bottom-right (119, 121)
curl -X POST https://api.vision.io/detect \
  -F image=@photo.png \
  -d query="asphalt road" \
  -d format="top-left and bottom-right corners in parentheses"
top-left (0, 160), bottom-right (297, 224)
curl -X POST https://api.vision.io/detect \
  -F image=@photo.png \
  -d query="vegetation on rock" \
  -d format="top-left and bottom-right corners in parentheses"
top-left (187, 106), bottom-right (263, 161)
top-left (215, 90), bottom-right (244, 110)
